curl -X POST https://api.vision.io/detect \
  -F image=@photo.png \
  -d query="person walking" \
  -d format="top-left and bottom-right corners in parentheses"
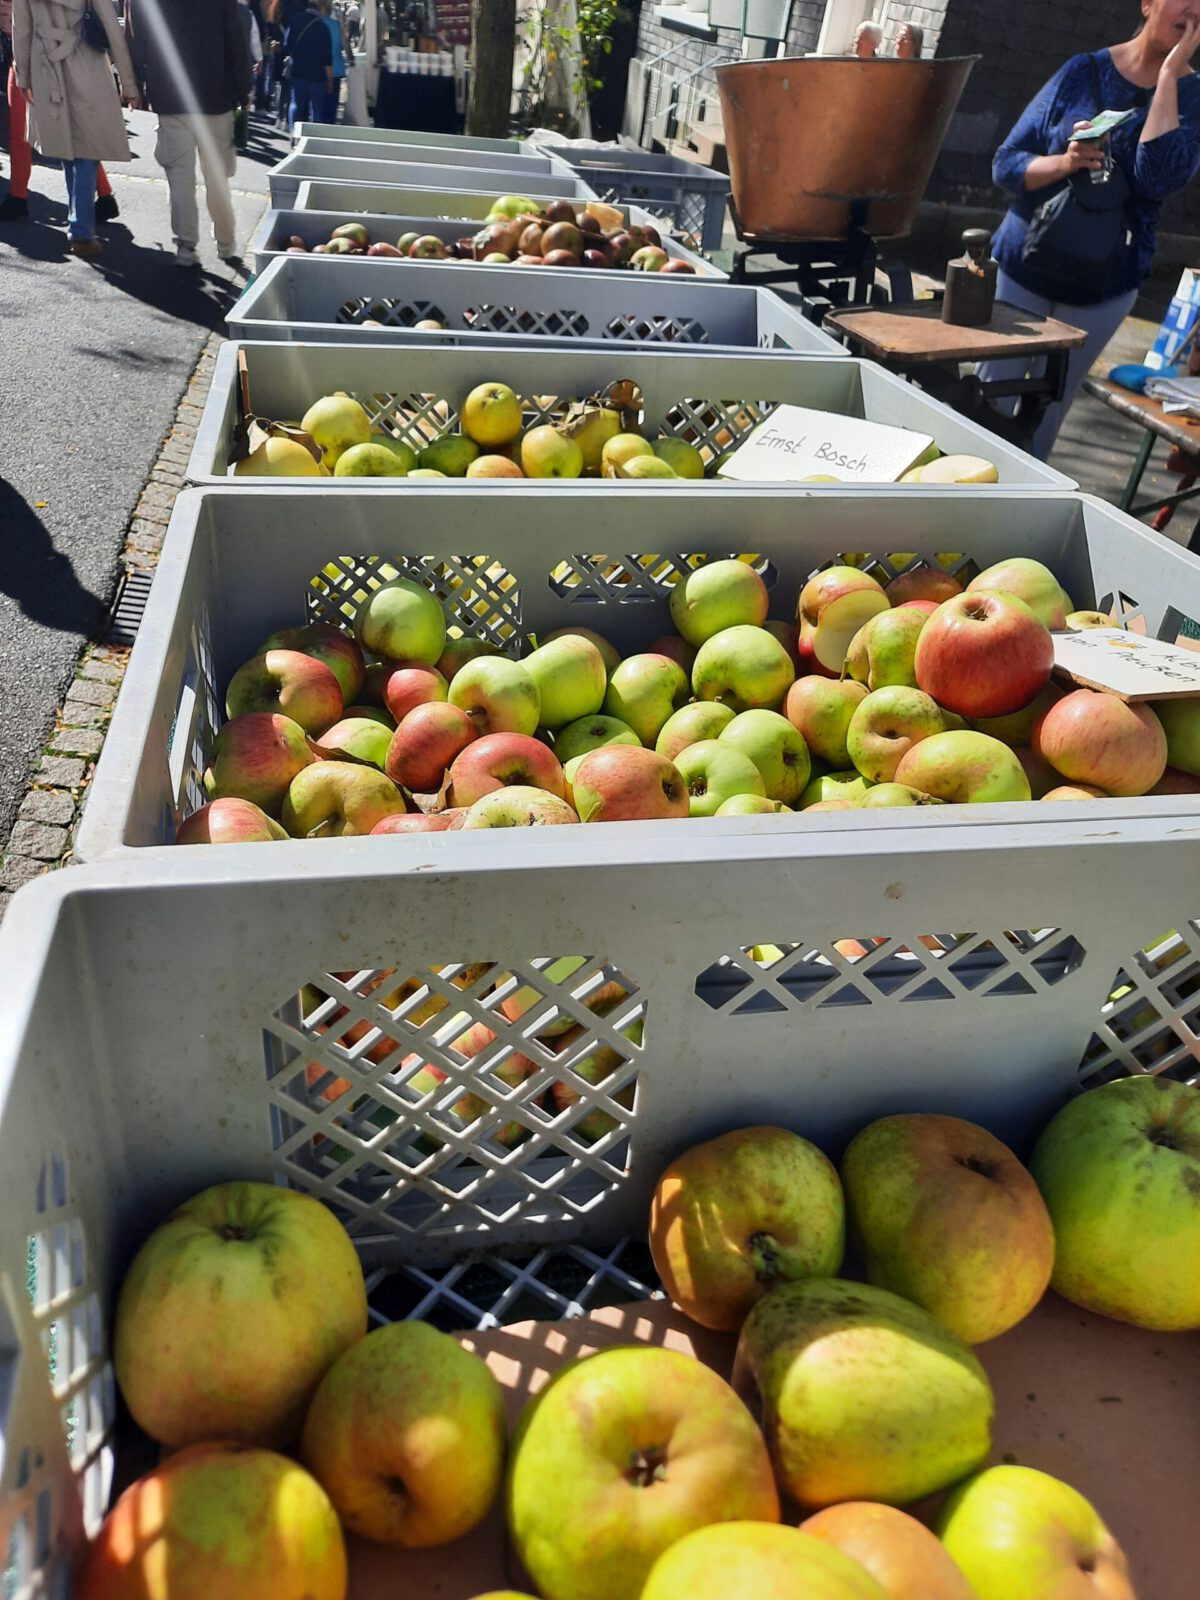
top-left (10, 0), bottom-right (137, 256)
top-left (236, 0), bottom-right (262, 148)
top-left (284, 0), bottom-right (332, 131)
top-left (318, 0), bottom-right (345, 123)
top-left (345, 0), bottom-right (360, 46)
top-left (125, 0), bottom-right (252, 268)
top-left (982, 0), bottom-right (1200, 459)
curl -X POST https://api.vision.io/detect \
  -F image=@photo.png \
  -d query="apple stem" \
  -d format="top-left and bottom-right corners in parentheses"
top-left (625, 1446), bottom-right (668, 1488)
top-left (217, 1224), bottom-right (250, 1241)
top-left (749, 1231), bottom-right (782, 1281)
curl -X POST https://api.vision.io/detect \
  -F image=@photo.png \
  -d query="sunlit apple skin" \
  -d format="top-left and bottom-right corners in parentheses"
top-left (461, 787), bottom-right (579, 826)
top-left (669, 558), bottom-right (770, 646)
top-left (803, 1502), bottom-right (978, 1600)
top-left (692, 626), bottom-right (795, 713)
top-left (1032, 690), bottom-right (1167, 798)
top-left (604, 653), bottom-right (690, 746)
top-left (656, 702), bottom-right (735, 762)
top-left (846, 688), bottom-right (944, 785)
top-left (542, 625), bottom-right (622, 676)
top-left (885, 565), bottom-right (963, 607)
top-left (371, 810), bottom-right (465, 833)
top-left (1155, 698), bottom-right (1200, 776)
top-left (571, 746), bottom-right (688, 821)
top-left (894, 730), bottom-right (1032, 803)
top-left (259, 621), bottom-right (366, 704)
top-left (845, 607), bottom-right (928, 691)
top-left (449, 657), bottom-right (541, 736)
top-left (381, 662), bottom-right (449, 723)
top-left (447, 732), bottom-right (565, 807)
top-left (914, 593), bottom-right (1053, 719)
top-left (386, 702), bottom-right (477, 794)
top-left (225, 649), bottom-right (344, 736)
top-left (524, 636), bottom-right (607, 728)
top-left (641, 1523), bottom-right (891, 1600)
top-left (675, 739), bottom-right (765, 817)
top-left (967, 557), bottom-right (1070, 629)
top-left (785, 678), bottom-right (868, 768)
top-left (312, 717), bottom-right (393, 770)
top-left (718, 709), bottom-right (812, 805)
top-left (176, 797), bottom-right (289, 844)
top-left (282, 764), bottom-right (408, 837)
top-left (354, 576), bottom-right (446, 665)
top-left (210, 712), bottom-right (315, 814)
top-left (555, 713), bottom-right (641, 763)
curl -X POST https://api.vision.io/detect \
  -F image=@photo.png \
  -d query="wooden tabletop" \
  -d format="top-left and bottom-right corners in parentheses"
top-left (1084, 375), bottom-right (1200, 455)
top-left (824, 299), bottom-right (1088, 364)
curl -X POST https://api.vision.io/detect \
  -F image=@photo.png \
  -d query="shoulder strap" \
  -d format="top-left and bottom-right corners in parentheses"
top-left (1089, 51), bottom-right (1105, 115)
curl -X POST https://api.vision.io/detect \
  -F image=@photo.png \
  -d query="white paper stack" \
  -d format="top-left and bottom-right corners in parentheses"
top-left (1144, 374), bottom-right (1200, 418)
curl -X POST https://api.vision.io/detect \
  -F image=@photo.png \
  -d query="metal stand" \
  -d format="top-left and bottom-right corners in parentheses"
top-left (727, 199), bottom-right (913, 324)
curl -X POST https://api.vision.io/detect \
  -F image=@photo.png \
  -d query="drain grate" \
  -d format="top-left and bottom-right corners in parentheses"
top-left (105, 567), bottom-right (153, 647)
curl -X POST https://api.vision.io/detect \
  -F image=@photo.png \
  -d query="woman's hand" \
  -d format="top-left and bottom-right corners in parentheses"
top-left (1161, 17), bottom-right (1200, 81)
top-left (1063, 120), bottom-right (1106, 174)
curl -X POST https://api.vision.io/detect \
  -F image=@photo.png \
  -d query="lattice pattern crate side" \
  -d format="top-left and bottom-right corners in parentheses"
top-left (335, 296), bottom-right (448, 331)
top-left (1079, 924), bottom-right (1200, 1088)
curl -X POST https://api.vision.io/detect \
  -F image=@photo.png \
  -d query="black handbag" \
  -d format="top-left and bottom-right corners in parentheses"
top-left (81, 1), bottom-right (110, 51)
top-left (1019, 54), bottom-right (1143, 300)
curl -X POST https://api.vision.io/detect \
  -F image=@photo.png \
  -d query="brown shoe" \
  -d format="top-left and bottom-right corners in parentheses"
top-left (68, 237), bottom-right (103, 258)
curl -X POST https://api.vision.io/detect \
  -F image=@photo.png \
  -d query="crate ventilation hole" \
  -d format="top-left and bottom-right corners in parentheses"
top-left (1080, 923), bottom-right (1200, 1089)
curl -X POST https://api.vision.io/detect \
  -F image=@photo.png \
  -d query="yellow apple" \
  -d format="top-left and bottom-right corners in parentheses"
top-left (642, 1522), bottom-right (890, 1599)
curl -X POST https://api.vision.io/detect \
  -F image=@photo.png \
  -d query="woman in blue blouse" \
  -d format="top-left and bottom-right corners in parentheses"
top-left (983, 1), bottom-right (1200, 458)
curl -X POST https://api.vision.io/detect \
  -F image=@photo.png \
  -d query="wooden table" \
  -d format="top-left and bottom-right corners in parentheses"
top-left (824, 300), bottom-right (1087, 454)
top-left (1084, 376), bottom-right (1200, 537)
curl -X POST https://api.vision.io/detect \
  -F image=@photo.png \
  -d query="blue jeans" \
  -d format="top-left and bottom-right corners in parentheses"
top-left (289, 77), bottom-right (328, 132)
top-left (63, 157), bottom-right (98, 240)
top-left (323, 78), bottom-right (343, 122)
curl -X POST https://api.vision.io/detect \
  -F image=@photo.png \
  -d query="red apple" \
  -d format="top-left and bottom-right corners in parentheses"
top-left (257, 622), bottom-right (366, 705)
top-left (570, 746), bottom-right (689, 822)
top-left (381, 662), bottom-right (449, 723)
top-left (370, 810), bottom-right (466, 834)
top-left (1033, 690), bottom-right (1167, 796)
top-left (225, 649), bottom-right (344, 736)
top-left (897, 599), bottom-right (940, 616)
top-left (209, 712), bottom-right (315, 815)
top-left (386, 702), bottom-right (476, 794)
top-left (914, 593), bottom-right (1053, 718)
top-left (447, 732), bottom-right (565, 807)
top-left (176, 797), bottom-right (288, 845)
top-left (885, 566), bottom-right (963, 608)
top-left (797, 567), bottom-right (889, 674)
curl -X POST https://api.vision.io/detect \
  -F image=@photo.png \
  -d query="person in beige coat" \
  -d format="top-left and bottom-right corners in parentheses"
top-left (12, 0), bottom-right (138, 256)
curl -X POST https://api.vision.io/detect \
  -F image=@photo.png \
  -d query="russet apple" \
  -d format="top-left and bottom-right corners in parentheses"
top-left (571, 746), bottom-right (688, 821)
top-left (803, 1503), bottom-right (977, 1600)
top-left (733, 1278), bottom-right (993, 1508)
top-left (77, 1443), bottom-right (347, 1600)
top-left (937, 1465), bottom-right (1135, 1600)
top-left (508, 1345), bottom-right (779, 1600)
top-left (461, 381), bottom-right (523, 447)
top-left (785, 678), bottom-right (868, 768)
top-left (915, 593), bottom-right (1053, 719)
top-left (692, 625), bottom-right (795, 712)
top-left (1029, 1076), bottom-right (1200, 1329)
top-left (845, 607), bottom-right (928, 691)
top-left (967, 557), bottom-right (1070, 629)
top-left (381, 662), bottom-right (449, 722)
top-left (841, 1113), bottom-right (1055, 1343)
top-left (674, 739), bottom-right (765, 816)
top-left (175, 797), bottom-right (289, 844)
top-left (846, 688), bottom-right (944, 785)
top-left (604, 653), bottom-right (690, 746)
top-left (669, 559), bottom-right (770, 646)
top-left (461, 786), bottom-right (578, 826)
top-left (355, 577), bottom-right (446, 665)
top-left (113, 1182), bottom-right (367, 1448)
top-left (655, 701), bottom-right (735, 761)
top-left (798, 568), bottom-right (889, 674)
top-left (524, 635), bottom-right (607, 729)
top-left (300, 1321), bottom-right (505, 1546)
top-left (649, 1126), bottom-right (845, 1332)
top-left (718, 709), bottom-right (812, 804)
top-left (210, 711), bottom-right (315, 814)
top-left (258, 621), bottom-right (366, 704)
top-left (226, 648), bottom-right (344, 736)
top-left (555, 713), bottom-right (640, 763)
top-left (448, 731), bottom-right (565, 806)
top-left (885, 565), bottom-right (963, 607)
top-left (641, 1523), bottom-right (890, 1600)
top-left (894, 730), bottom-right (1031, 802)
top-left (1033, 690), bottom-right (1166, 796)
top-left (312, 716), bottom-right (393, 770)
top-left (450, 656), bottom-right (541, 736)
top-left (386, 702), bottom-right (476, 794)
top-left (282, 763), bottom-right (408, 837)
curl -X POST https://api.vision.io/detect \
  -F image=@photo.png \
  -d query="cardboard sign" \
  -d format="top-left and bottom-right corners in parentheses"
top-left (716, 406), bottom-right (933, 485)
top-left (1053, 628), bottom-right (1200, 701)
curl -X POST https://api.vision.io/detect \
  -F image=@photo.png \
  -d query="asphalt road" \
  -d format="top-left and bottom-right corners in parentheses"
top-left (0, 108), bottom-right (289, 845)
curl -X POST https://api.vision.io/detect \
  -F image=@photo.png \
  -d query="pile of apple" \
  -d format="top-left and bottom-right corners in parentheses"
top-left (178, 551), bottom-right (1200, 846)
top-left (280, 196), bottom-right (694, 273)
top-left (79, 1073), bottom-right (1200, 1599)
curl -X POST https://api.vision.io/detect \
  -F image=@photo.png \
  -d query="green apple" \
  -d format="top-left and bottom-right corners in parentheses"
top-left (653, 437), bottom-right (706, 479)
top-left (649, 1126), bottom-right (844, 1332)
top-left (333, 441), bottom-right (411, 477)
top-left (937, 1466), bottom-right (1135, 1600)
top-left (692, 626), bottom-right (795, 713)
top-left (600, 433), bottom-right (654, 477)
top-left (841, 1113), bottom-right (1055, 1344)
top-left (716, 794), bottom-right (793, 816)
top-left (563, 406), bottom-right (622, 473)
top-left (641, 1523), bottom-right (890, 1600)
top-left (523, 636), bottom-right (606, 729)
top-left (417, 434), bottom-right (480, 477)
top-left (449, 657), bottom-right (541, 736)
top-left (855, 783), bottom-right (942, 808)
top-left (508, 1346), bottom-right (779, 1600)
top-left (800, 771), bottom-right (872, 808)
top-left (967, 558), bottom-right (1070, 630)
top-left (300, 393), bottom-right (372, 469)
top-left (674, 739), bottom-right (765, 816)
top-left (669, 559), bottom-right (770, 647)
top-left (846, 687), bottom-right (945, 785)
top-left (554, 714), bottom-right (640, 764)
top-left (894, 730), bottom-right (1031, 802)
top-left (541, 626), bottom-right (622, 676)
top-left (461, 381), bottom-right (523, 448)
top-left (603, 653), bottom-right (690, 746)
top-left (369, 433), bottom-right (418, 473)
top-left (620, 456), bottom-right (678, 480)
top-left (733, 1278), bottom-right (993, 1508)
top-left (461, 786), bottom-right (578, 827)
top-left (655, 702), bottom-right (735, 762)
top-left (719, 709), bottom-right (811, 805)
top-left (1155, 698), bottom-right (1200, 777)
top-left (784, 678), bottom-right (868, 768)
top-left (354, 577), bottom-right (446, 666)
top-left (1029, 1076), bottom-right (1200, 1329)
top-left (845, 607), bottom-right (928, 691)
top-left (312, 716), bottom-right (393, 770)
top-left (282, 764), bottom-right (408, 837)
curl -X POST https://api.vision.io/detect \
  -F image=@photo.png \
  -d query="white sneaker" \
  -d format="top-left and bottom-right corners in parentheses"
top-left (174, 244), bottom-right (199, 268)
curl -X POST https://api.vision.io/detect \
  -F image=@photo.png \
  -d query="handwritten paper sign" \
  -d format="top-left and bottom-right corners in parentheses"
top-left (1053, 629), bottom-right (1200, 701)
top-left (716, 406), bottom-right (933, 485)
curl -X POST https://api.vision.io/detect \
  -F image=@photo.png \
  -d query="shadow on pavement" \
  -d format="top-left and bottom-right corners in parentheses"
top-left (0, 478), bottom-right (106, 638)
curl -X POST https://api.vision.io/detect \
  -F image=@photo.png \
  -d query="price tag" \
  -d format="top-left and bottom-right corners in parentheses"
top-left (1052, 629), bottom-right (1200, 701)
top-left (716, 406), bottom-right (933, 485)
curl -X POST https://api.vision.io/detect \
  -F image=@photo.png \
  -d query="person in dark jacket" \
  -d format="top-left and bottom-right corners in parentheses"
top-left (285, 0), bottom-right (331, 131)
top-left (125, 0), bottom-right (253, 267)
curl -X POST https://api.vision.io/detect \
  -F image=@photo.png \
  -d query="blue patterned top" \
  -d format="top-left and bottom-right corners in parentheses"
top-left (991, 49), bottom-right (1200, 304)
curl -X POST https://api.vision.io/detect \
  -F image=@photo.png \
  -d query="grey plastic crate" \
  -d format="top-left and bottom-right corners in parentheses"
top-left (293, 121), bottom-right (529, 154)
top-left (542, 145), bottom-right (731, 251)
top-left (269, 152), bottom-right (595, 208)
top-left (189, 341), bottom-right (1068, 485)
top-left (226, 254), bottom-right (830, 353)
top-left (293, 136), bottom-right (580, 181)
top-left (78, 480), bottom-right (1195, 866)
top-left (249, 208), bottom-right (725, 279)
top-left (293, 178), bottom-right (599, 220)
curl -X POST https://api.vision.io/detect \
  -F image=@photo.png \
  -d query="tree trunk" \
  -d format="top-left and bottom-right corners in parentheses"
top-left (467, 0), bottom-right (517, 136)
